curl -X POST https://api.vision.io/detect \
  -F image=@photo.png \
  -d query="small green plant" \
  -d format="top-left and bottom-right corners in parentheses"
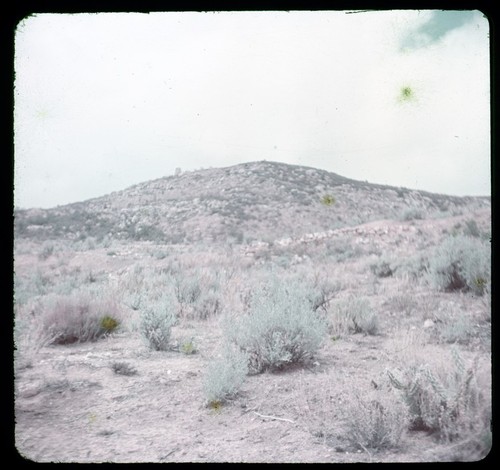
top-left (208, 400), bottom-right (223, 413)
top-left (180, 337), bottom-right (197, 355)
top-left (99, 315), bottom-right (120, 334)
top-left (321, 194), bottom-right (336, 206)
top-left (203, 346), bottom-right (248, 406)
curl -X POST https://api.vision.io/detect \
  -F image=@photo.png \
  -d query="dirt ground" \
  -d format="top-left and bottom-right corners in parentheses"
top-left (13, 209), bottom-right (491, 463)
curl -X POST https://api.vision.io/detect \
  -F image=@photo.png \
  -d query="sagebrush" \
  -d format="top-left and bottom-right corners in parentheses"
top-left (426, 235), bottom-right (490, 295)
top-left (139, 297), bottom-right (177, 351)
top-left (203, 346), bottom-right (248, 406)
top-left (32, 292), bottom-right (121, 345)
top-left (387, 349), bottom-right (491, 449)
top-left (224, 277), bottom-right (327, 373)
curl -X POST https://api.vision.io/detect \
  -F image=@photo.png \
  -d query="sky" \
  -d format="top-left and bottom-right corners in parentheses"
top-left (14, 10), bottom-right (490, 209)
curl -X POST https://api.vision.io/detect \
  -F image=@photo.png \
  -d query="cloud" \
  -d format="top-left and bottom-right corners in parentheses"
top-left (400, 10), bottom-right (478, 50)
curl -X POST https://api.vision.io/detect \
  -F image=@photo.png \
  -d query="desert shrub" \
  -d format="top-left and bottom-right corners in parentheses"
top-left (387, 349), bottom-right (491, 448)
top-left (343, 389), bottom-right (410, 451)
top-left (174, 271), bottom-right (223, 320)
top-left (370, 258), bottom-right (394, 278)
top-left (132, 224), bottom-right (166, 242)
top-left (437, 313), bottom-right (476, 344)
top-left (138, 298), bottom-right (176, 351)
top-left (124, 291), bottom-right (144, 311)
top-left (14, 270), bottom-right (52, 305)
top-left (151, 250), bottom-right (167, 260)
top-left (192, 290), bottom-right (221, 319)
top-left (14, 306), bottom-right (61, 369)
top-left (462, 219), bottom-right (481, 238)
top-left (386, 294), bottom-right (418, 317)
top-left (111, 361), bottom-right (138, 376)
top-left (329, 296), bottom-right (378, 337)
top-left (400, 207), bottom-right (425, 221)
top-left (224, 278), bottom-right (327, 373)
top-left (426, 235), bottom-right (490, 295)
top-left (325, 236), bottom-right (365, 262)
top-left (174, 274), bottom-right (202, 305)
top-left (394, 253), bottom-right (429, 281)
top-left (203, 346), bottom-right (248, 406)
top-left (38, 242), bottom-right (54, 260)
top-left (37, 293), bottom-right (121, 345)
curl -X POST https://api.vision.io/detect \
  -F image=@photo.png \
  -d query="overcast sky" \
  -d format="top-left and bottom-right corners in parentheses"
top-left (14, 10), bottom-right (490, 209)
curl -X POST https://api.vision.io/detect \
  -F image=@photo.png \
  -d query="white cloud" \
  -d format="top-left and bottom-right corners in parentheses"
top-left (14, 11), bottom-right (490, 208)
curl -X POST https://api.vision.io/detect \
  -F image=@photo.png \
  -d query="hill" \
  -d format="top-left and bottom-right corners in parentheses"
top-left (14, 160), bottom-right (490, 245)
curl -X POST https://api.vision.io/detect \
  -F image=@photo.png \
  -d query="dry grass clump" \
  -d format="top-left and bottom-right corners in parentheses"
top-left (342, 389), bottom-right (410, 452)
top-left (329, 295), bottom-right (378, 338)
top-left (14, 303), bottom-right (61, 369)
top-left (173, 270), bottom-right (223, 320)
top-left (33, 292), bottom-right (121, 345)
top-left (297, 374), bottom-right (409, 454)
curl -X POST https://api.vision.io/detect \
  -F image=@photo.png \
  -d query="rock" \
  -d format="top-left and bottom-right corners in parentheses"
top-left (423, 319), bottom-right (435, 329)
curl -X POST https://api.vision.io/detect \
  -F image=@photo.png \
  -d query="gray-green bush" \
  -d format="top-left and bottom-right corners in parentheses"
top-left (224, 278), bottom-right (327, 373)
top-left (370, 258), bottom-right (394, 278)
top-left (139, 297), bottom-right (176, 351)
top-left (387, 349), bottom-right (491, 446)
top-left (203, 346), bottom-right (248, 406)
top-left (400, 207), bottom-right (425, 221)
top-left (426, 235), bottom-right (490, 295)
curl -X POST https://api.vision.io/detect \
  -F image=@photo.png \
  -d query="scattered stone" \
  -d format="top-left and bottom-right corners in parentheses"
top-left (423, 319), bottom-right (435, 329)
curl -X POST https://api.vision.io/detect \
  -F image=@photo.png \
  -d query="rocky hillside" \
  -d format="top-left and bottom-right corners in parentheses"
top-left (14, 161), bottom-right (490, 245)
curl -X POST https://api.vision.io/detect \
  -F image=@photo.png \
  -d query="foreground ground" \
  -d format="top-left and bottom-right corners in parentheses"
top-left (14, 208), bottom-right (491, 462)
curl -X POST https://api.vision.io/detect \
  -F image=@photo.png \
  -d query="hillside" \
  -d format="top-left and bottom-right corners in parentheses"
top-left (13, 161), bottom-right (490, 245)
